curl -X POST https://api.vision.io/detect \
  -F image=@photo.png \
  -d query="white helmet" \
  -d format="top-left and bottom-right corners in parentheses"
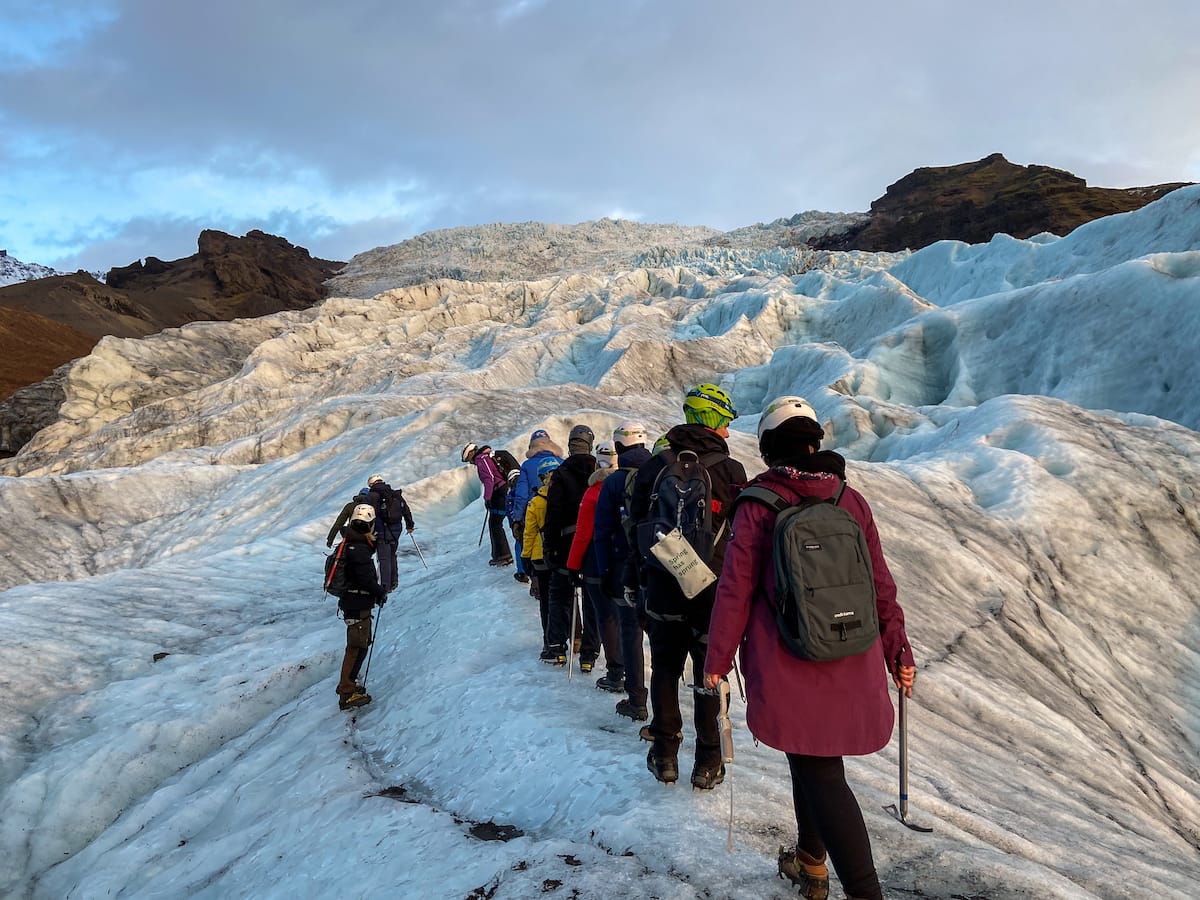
top-left (461, 443), bottom-right (477, 463)
top-left (594, 439), bottom-right (617, 469)
top-left (350, 503), bottom-right (376, 525)
top-left (612, 421), bottom-right (648, 447)
top-left (367, 473), bottom-right (384, 486)
top-left (757, 396), bottom-right (819, 439)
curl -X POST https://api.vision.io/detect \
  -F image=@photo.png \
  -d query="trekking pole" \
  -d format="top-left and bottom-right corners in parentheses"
top-left (360, 602), bottom-right (385, 691)
top-left (478, 508), bottom-right (488, 548)
top-left (410, 532), bottom-right (428, 568)
top-left (884, 691), bottom-right (933, 832)
top-left (566, 582), bottom-right (579, 681)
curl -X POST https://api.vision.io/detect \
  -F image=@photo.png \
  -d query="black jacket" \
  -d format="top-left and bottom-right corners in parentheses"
top-left (338, 530), bottom-right (386, 614)
top-left (542, 453), bottom-right (596, 568)
top-left (630, 423), bottom-right (747, 576)
top-left (368, 481), bottom-right (415, 538)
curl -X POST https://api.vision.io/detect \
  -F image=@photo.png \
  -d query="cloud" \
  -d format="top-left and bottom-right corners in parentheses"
top-left (2, 0), bottom-right (1199, 270)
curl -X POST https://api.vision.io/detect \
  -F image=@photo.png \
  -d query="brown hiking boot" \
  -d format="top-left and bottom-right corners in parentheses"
top-left (338, 691), bottom-right (372, 710)
top-left (777, 846), bottom-right (829, 900)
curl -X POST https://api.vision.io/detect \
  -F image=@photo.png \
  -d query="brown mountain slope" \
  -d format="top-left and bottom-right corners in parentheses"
top-left (0, 306), bottom-right (98, 400)
top-left (0, 229), bottom-right (343, 387)
top-left (815, 153), bottom-right (1192, 251)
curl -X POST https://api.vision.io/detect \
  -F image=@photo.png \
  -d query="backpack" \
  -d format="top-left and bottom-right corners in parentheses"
top-left (738, 481), bottom-right (879, 661)
top-left (378, 487), bottom-right (407, 526)
top-left (635, 450), bottom-right (724, 572)
top-left (618, 468), bottom-right (639, 547)
top-left (324, 542), bottom-right (349, 598)
top-left (493, 449), bottom-right (521, 479)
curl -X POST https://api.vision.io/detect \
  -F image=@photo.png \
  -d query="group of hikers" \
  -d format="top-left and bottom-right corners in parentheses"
top-left (325, 383), bottom-right (917, 900)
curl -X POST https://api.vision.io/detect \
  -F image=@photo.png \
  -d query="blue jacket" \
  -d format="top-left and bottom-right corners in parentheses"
top-left (511, 448), bottom-right (563, 523)
top-left (592, 446), bottom-right (652, 577)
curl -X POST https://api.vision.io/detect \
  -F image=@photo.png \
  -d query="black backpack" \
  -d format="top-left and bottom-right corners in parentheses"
top-left (379, 487), bottom-right (407, 526)
top-left (636, 450), bottom-right (724, 572)
top-left (493, 449), bottom-right (521, 479)
top-left (324, 542), bottom-right (349, 598)
top-left (737, 481), bottom-right (879, 661)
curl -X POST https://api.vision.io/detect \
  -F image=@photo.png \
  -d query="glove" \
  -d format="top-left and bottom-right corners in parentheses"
top-left (567, 569), bottom-right (583, 587)
top-left (326, 539), bottom-right (333, 548)
top-left (377, 594), bottom-right (387, 607)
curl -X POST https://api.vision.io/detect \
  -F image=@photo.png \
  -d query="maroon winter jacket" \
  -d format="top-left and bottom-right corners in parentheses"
top-left (705, 462), bottom-right (915, 757)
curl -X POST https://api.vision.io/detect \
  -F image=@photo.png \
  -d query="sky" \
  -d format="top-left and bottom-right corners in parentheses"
top-left (0, 187), bottom-right (1198, 898)
top-left (1, 0), bottom-right (1199, 275)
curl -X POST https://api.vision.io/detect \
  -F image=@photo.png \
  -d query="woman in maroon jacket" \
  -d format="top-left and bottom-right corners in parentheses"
top-left (704, 397), bottom-right (916, 900)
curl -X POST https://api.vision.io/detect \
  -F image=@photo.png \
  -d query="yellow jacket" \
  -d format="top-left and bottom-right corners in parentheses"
top-left (522, 486), bottom-right (550, 562)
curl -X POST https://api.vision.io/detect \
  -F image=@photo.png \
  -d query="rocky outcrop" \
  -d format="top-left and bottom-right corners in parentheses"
top-left (0, 230), bottom-right (343, 454)
top-left (815, 153), bottom-right (1191, 251)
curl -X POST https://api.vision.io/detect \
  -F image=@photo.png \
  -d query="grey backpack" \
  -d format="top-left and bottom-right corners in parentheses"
top-left (738, 480), bottom-right (879, 661)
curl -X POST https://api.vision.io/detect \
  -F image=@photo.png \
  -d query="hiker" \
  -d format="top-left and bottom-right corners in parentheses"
top-left (326, 486), bottom-right (372, 547)
top-left (629, 383), bottom-right (747, 788)
top-left (510, 429), bottom-right (563, 586)
top-left (566, 439), bottom-right (625, 692)
top-left (366, 474), bottom-right (414, 593)
top-left (592, 421), bottom-right (652, 720)
top-left (703, 396), bottom-right (916, 900)
top-left (331, 503), bottom-right (388, 710)
top-left (541, 424), bottom-right (601, 668)
top-left (520, 456), bottom-right (561, 658)
top-left (463, 443), bottom-right (513, 566)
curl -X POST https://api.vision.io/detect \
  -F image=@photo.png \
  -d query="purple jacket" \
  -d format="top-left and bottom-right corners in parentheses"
top-left (704, 464), bottom-right (914, 757)
top-left (472, 451), bottom-right (506, 505)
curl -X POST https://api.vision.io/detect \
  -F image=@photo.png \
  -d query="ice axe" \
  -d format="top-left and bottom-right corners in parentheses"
top-left (410, 532), bottom-right (427, 568)
top-left (884, 691), bottom-right (933, 832)
top-left (566, 581), bottom-right (579, 681)
top-left (359, 601), bottom-right (385, 692)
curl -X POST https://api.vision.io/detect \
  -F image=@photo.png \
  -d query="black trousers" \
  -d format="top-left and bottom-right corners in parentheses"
top-left (644, 617), bottom-right (720, 765)
top-left (487, 510), bottom-right (511, 562)
top-left (787, 754), bottom-right (882, 900)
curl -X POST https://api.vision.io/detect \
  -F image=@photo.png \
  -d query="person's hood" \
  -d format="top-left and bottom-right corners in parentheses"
top-left (768, 449), bottom-right (846, 480)
top-left (527, 437), bottom-right (565, 459)
top-left (615, 446), bottom-right (652, 469)
top-left (588, 466), bottom-right (619, 487)
top-left (664, 422), bottom-right (729, 456)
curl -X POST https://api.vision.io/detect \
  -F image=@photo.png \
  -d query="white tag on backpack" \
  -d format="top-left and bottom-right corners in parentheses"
top-left (650, 528), bottom-right (717, 598)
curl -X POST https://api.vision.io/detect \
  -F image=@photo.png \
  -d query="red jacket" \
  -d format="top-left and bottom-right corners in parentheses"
top-left (705, 464), bottom-right (914, 756)
top-left (566, 469), bottom-right (615, 571)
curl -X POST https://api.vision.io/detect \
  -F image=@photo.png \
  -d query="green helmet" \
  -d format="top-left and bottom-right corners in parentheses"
top-left (683, 383), bottom-right (738, 429)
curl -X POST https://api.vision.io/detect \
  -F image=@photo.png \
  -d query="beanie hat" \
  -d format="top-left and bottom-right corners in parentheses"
top-left (530, 428), bottom-right (550, 443)
top-left (568, 424), bottom-right (595, 456)
top-left (758, 416), bottom-right (825, 464)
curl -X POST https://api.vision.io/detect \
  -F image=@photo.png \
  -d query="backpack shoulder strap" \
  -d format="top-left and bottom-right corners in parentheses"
top-left (735, 485), bottom-right (790, 514)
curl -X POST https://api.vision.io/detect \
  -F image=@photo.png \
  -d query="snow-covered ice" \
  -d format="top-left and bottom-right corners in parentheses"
top-left (1, 188), bottom-right (1199, 899)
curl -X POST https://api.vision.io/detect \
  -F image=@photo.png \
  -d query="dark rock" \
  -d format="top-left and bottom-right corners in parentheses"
top-left (815, 153), bottom-right (1192, 251)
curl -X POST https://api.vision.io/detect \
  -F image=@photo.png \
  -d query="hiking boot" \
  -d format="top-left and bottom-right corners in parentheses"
top-left (338, 691), bottom-right (372, 710)
top-left (615, 699), bottom-right (648, 720)
top-left (646, 748), bottom-right (678, 784)
top-left (690, 761), bottom-right (726, 791)
top-left (540, 646), bottom-right (566, 666)
top-left (638, 724), bottom-right (682, 742)
top-left (488, 556), bottom-right (513, 566)
top-left (579, 657), bottom-right (595, 674)
top-left (514, 572), bottom-right (530, 583)
top-left (777, 846), bottom-right (829, 900)
top-left (596, 674), bottom-right (625, 693)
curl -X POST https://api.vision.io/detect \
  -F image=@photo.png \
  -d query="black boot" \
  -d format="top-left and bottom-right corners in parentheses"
top-left (646, 747), bottom-right (678, 784)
